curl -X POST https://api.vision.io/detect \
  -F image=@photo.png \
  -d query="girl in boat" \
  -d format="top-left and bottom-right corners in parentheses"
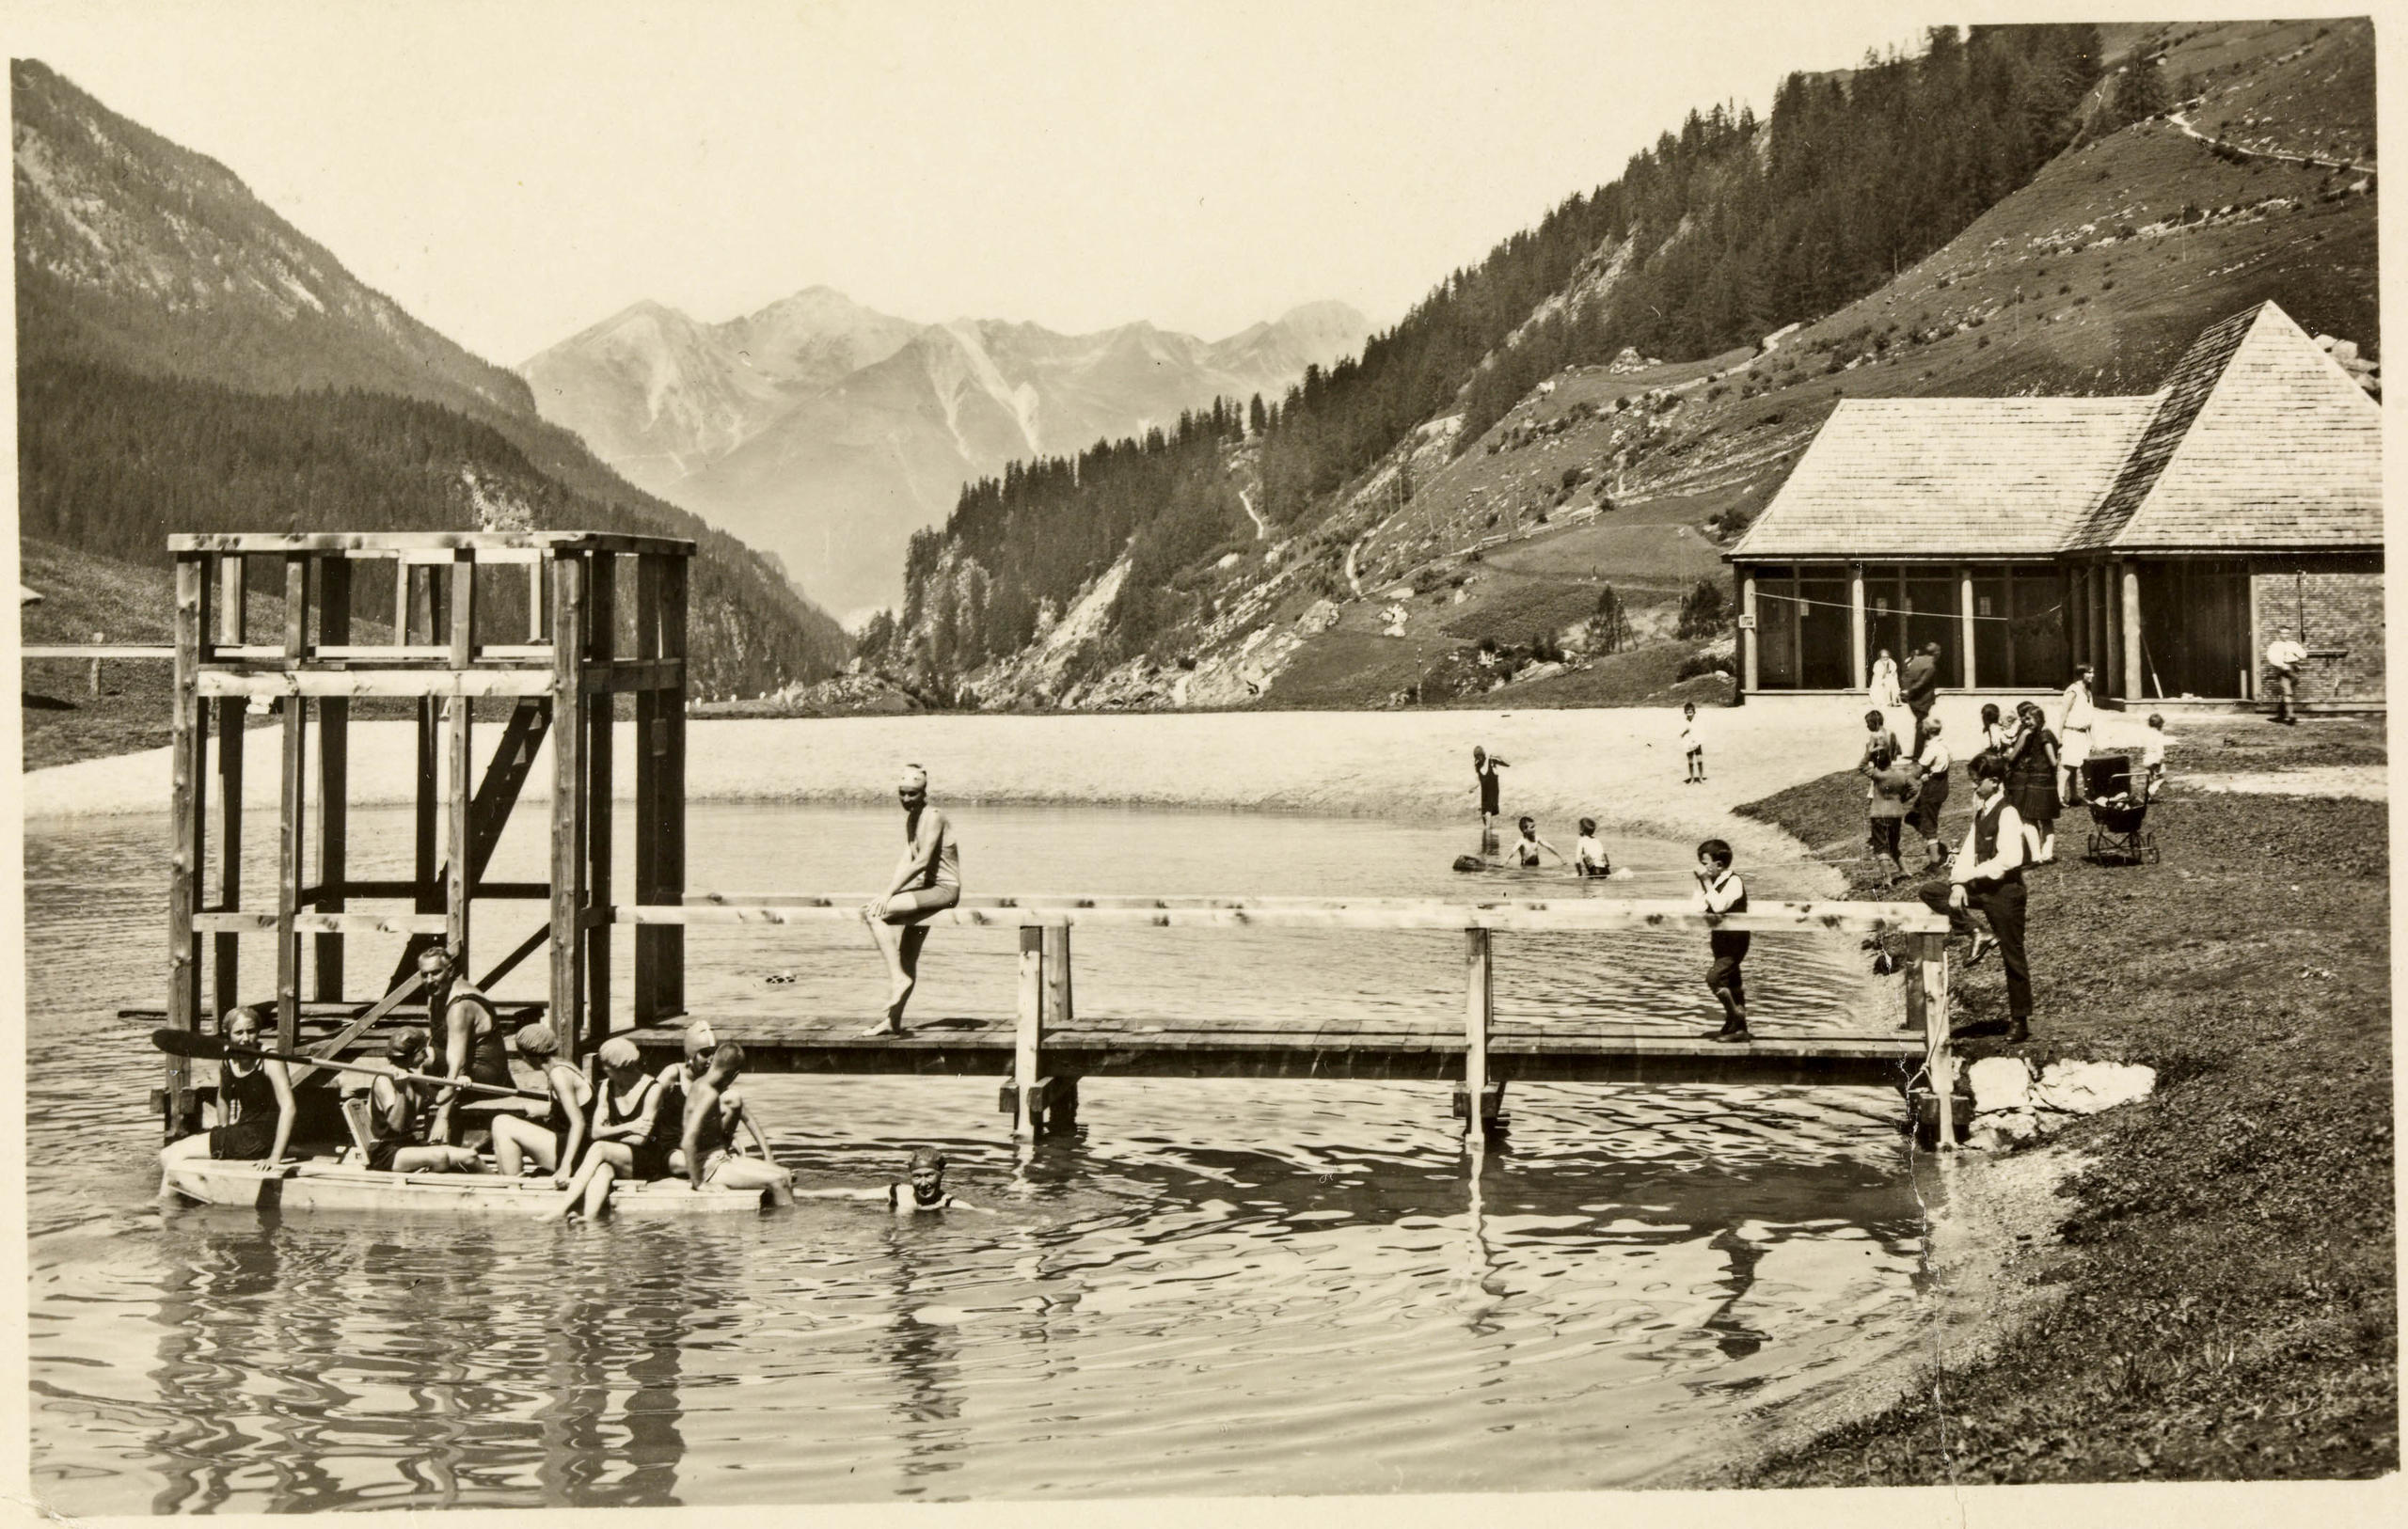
top-left (547, 1035), bottom-right (675, 1220)
top-left (861, 764), bottom-right (960, 1036)
top-left (158, 1007), bottom-right (294, 1187)
top-left (358, 1030), bottom-right (487, 1174)
top-left (488, 1022), bottom-right (590, 1185)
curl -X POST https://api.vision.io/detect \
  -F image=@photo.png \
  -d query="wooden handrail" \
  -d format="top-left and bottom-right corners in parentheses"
top-left (621, 893), bottom-right (1949, 937)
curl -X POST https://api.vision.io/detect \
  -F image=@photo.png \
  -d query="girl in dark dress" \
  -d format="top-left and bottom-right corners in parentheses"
top-left (2004, 700), bottom-right (2061, 863)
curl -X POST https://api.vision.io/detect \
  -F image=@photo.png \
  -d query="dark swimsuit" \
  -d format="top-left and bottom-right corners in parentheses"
top-left (208, 1064), bottom-right (280, 1159)
top-left (433, 984), bottom-right (515, 1092)
top-left (364, 1076), bottom-right (425, 1172)
top-left (603, 1075), bottom-right (673, 1181)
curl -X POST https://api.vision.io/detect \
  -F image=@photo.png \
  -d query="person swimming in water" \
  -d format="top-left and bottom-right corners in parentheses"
top-left (1509, 815), bottom-right (1568, 869)
top-left (797, 1147), bottom-right (987, 1214)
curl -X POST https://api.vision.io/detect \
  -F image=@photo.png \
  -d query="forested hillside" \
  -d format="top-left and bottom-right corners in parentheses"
top-left (879, 24), bottom-right (2107, 687)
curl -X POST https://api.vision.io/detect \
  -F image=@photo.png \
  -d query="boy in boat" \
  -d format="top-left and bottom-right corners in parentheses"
top-left (796, 1147), bottom-right (985, 1213)
top-left (1693, 839), bottom-right (1751, 1044)
top-left (416, 943), bottom-right (513, 1145)
top-left (678, 1042), bottom-right (794, 1201)
top-left (361, 1030), bottom-right (486, 1174)
top-left (547, 1035), bottom-right (676, 1220)
top-left (862, 764), bottom-right (961, 1037)
top-left (1573, 818), bottom-right (1612, 877)
top-left (158, 1007), bottom-right (295, 1188)
top-left (489, 1022), bottom-right (590, 1184)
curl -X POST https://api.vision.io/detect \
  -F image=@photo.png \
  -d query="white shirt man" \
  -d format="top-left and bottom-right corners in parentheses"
top-left (2058, 667), bottom-right (2097, 796)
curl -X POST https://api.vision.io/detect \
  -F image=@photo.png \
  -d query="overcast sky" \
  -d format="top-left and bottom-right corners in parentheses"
top-left (8, 1), bottom-right (1964, 365)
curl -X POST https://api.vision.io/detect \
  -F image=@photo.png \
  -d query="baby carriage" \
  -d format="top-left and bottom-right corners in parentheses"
top-left (2082, 756), bottom-right (2158, 864)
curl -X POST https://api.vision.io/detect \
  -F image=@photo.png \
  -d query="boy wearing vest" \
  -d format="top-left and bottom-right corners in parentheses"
top-left (1927, 752), bottom-right (2033, 1043)
top-left (1693, 839), bottom-right (1751, 1043)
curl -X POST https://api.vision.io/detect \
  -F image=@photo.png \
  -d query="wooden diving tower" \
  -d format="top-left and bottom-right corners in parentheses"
top-left (154, 531), bottom-right (690, 1138)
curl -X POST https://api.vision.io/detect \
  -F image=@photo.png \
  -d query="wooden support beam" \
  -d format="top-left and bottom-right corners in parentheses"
top-left (198, 911), bottom-right (452, 935)
top-left (288, 970), bottom-right (427, 1090)
top-left (315, 557), bottom-right (350, 1002)
top-left (586, 552), bottom-right (615, 1043)
top-left (1920, 933), bottom-right (1953, 1152)
top-left (1740, 574), bottom-right (1759, 692)
top-left (444, 690), bottom-right (472, 966)
top-left (462, 699), bottom-right (550, 882)
top-left (1956, 564), bottom-right (1976, 688)
top-left (550, 552), bottom-right (589, 1064)
top-left (215, 553), bottom-right (246, 649)
top-left (212, 686), bottom-right (245, 1023)
top-left (624, 895), bottom-right (1950, 936)
top-left (633, 556), bottom-right (665, 1024)
top-left (658, 556), bottom-right (687, 1019)
top-left (1462, 927), bottom-right (1491, 1142)
top-left (325, 878), bottom-right (549, 901)
top-left (166, 559), bottom-right (206, 1138)
top-left (196, 669), bottom-right (561, 698)
top-left (478, 922), bottom-right (553, 992)
top-left (1042, 924), bottom-right (1073, 1029)
top-left (449, 551), bottom-right (477, 669)
top-left (274, 557), bottom-right (309, 1051)
top-left (1014, 924), bottom-right (1043, 1142)
top-left (1846, 564), bottom-right (1868, 691)
top-left (172, 529), bottom-right (695, 557)
top-left (2120, 560), bottom-right (2145, 701)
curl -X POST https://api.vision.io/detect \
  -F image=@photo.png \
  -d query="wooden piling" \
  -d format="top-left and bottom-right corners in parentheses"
top-left (1014, 923), bottom-right (1044, 1141)
top-left (585, 552), bottom-right (615, 1041)
top-left (633, 555), bottom-right (665, 1024)
top-left (165, 557), bottom-right (206, 1136)
top-left (657, 556), bottom-right (687, 1019)
top-left (443, 554), bottom-right (475, 971)
top-left (1463, 927), bottom-right (1492, 1141)
top-left (549, 552), bottom-right (589, 1062)
top-left (314, 557), bottom-right (349, 1002)
top-left (211, 554), bottom-right (246, 1024)
top-left (1920, 932), bottom-right (1954, 1151)
top-left (274, 556), bottom-right (309, 1050)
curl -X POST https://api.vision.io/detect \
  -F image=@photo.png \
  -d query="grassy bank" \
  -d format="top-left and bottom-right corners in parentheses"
top-left (1730, 721), bottom-right (2395, 1483)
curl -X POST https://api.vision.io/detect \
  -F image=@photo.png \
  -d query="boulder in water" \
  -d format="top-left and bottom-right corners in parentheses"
top-left (1452, 854), bottom-right (1488, 873)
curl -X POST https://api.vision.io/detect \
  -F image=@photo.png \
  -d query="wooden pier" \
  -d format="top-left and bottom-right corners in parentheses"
top-left (140, 528), bottom-right (1963, 1154)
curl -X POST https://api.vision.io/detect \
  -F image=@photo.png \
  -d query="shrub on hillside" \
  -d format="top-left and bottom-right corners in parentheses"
top-left (1675, 650), bottom-right (1730, 682)
top-left (1676, 578), bottom-right (1729, 637)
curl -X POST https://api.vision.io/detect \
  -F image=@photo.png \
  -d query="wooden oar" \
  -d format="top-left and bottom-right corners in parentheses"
top-left (150, 1028), bottom-right (550, 1103)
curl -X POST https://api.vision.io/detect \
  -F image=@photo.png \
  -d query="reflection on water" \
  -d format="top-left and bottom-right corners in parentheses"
top-left (26, 805), bottom-right (1924, 1511)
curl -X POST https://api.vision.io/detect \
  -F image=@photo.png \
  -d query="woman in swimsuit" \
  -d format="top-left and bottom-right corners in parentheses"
top-left (547, 1035), bottom-right (673, 1220)
top-left (862, 764), bottom-right (960, 1036)
top-left (158, 1007), bottom-right (294, 1186)
top-left (489, 1022), bottom-right (591, 1184)
top-left (359, 1030), bottom-right (486, 1174)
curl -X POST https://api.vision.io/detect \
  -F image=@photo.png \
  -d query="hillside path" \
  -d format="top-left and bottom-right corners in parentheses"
top-left (2165, 110), bottom-right (2375, 176)
top-left (1238, 489), bottom-right (1268, 541)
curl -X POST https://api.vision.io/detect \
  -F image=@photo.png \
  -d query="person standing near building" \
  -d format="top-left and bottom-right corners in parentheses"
top-left (1900, 641), bottom-right (1941, 734)
top-left (1925, 753), bottom-right (2033, 1044)
top-left (2264, 638), bottom-right (2306, 725)
top-left (1909, 717), bottom-right (1953, 870)
top-left (2058, 663), bottom-right (2097, 803)
top-left (1693, 840), bottom-right (1751, 1044)
top-left (2005, 700), bottom-right (2062, 863)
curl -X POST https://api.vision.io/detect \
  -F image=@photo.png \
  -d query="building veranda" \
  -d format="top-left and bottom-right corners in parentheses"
top-left (1727, 302), bottom-right (2383, 711)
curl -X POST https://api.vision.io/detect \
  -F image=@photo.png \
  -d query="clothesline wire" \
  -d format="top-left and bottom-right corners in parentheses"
top-left (1751, 589), bottom-right (2067, 624)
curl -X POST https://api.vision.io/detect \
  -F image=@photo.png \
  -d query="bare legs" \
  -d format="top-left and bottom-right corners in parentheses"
top-left (546, 1140), bottom-right (634, 1221)
top-left (490, 1114), bottom-right (561, 1178)
top-left (863, 907), bottom-right (935, 1034)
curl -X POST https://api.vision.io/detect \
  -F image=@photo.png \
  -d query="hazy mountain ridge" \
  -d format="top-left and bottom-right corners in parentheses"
top-left (12, 57), bottom-right (853, 696)
top-left (522, 290), bottom-right (1370, 617)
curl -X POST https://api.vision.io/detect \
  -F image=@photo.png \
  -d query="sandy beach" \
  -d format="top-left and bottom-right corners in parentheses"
top-left (21, 697), bottom-right (2164, 872)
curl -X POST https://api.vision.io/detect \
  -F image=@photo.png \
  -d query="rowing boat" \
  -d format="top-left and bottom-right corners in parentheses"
top-left (164, 1159), bottom-right (777, 1217)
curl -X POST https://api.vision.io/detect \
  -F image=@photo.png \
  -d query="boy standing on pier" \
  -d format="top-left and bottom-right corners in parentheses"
top-left (1694, 839), bottom-right (1751, 1044)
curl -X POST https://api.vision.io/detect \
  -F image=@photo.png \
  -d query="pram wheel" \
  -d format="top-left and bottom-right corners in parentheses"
top-left (2145, 831), bottom-right (2160, 865)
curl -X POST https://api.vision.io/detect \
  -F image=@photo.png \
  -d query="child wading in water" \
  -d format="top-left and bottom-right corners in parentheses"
top-left (1682, 702), bottom-right (1705, 783)
top-left (1509, 815), bottom-right (1568, 869)
top-left (1574, 818), bottom-right (1612, 877)
top-left (1694, 839), bottom-right (1751, 1043)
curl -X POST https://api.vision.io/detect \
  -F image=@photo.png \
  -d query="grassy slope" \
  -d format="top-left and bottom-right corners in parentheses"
top-left (1731, 721), bottom-right (2394, 1484)
top-left (1237, 21), bottom-right (2373, 715)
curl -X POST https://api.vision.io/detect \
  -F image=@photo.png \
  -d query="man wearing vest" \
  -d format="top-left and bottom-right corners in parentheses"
top-left (419, 943), bottom-right (514, 1144)
top-left (1926, 752), bottom-right (2033, 1043)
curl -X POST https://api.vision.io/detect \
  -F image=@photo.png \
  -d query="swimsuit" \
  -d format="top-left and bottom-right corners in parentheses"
top-left (608, 1074), bottom-right (674, 1181)
top-left (431, 984), bottom-right (515, 1092)
top-left (208, 1062), bottom-right (280, 1159)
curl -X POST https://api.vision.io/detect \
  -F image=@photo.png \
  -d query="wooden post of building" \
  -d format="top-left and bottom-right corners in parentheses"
top-left (274, 556), bottom-right (309, 1051)
top-left (1739, 574), bottom-right (1759, 692)
top-left (1846, 564), bottom-right (1867, 690)
top-left (658, 556), bottom-right (688, 1019)
top-left (165, 557), bottom-right (206, 1138)
top-left (585, 552), bottom-right (615, 1042)
top-left (1921, 932), bottom-right (1953, 1153)
top-left (1956, 564), bottom-right (1977, 688)
top-left (1014, 923), bottom-right (1044, 1142)
top-left (2120, 561), bottom-right (2144, 701)
top-left (314, 556), bottom-right (349, 1001)
top-left (1040, 922), bottom-right (1075, 1133)
top-left (2244, 568), bottom-right (2261, 701)
top-left (444, 553), bottom-right (476, 969)
top-left (212, 554), bottom-right (246, 1023)
top-left (632, 555), bottom-right (665, 1024)
top-left (549, 552), bottom-right (589, 1064)
top-left (1462, 927), bottom-right (1492, 1141)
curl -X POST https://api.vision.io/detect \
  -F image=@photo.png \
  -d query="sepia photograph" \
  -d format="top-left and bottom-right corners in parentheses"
top-left (2, 0), bottom-right (2395, 1519)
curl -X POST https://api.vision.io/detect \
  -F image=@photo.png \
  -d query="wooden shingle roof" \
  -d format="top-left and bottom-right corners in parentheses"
top-left (1733, 301), bottom-right (2382, 561)
top-left (2072, 302), bottom-right (2382, 551)
top-left (1725, 396), bottom-right (2156, 560)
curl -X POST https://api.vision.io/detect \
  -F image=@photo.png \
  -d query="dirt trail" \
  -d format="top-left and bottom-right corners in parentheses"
top-left (2166, 109), bottom-right (2375, 175)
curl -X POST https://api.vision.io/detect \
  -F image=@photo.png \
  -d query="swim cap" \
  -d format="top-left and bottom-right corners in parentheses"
top-left (514, 1022), bottom-right (557, 1058)
top-left (387, 1030), bottom-right (429, 1064)
top-left (597, 1036), bottom-right (641, 1069)
top-left (909, 1147), bottom-right (947, 1170)
top-left (682, 1019), bottom-right (717, 1055)
top-left (898, 764), bottom-right (928, 793)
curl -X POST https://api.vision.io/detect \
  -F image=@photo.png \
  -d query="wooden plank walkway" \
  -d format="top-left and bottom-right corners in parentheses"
top-left (623, 1015), bottom-right (1925, 1089)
